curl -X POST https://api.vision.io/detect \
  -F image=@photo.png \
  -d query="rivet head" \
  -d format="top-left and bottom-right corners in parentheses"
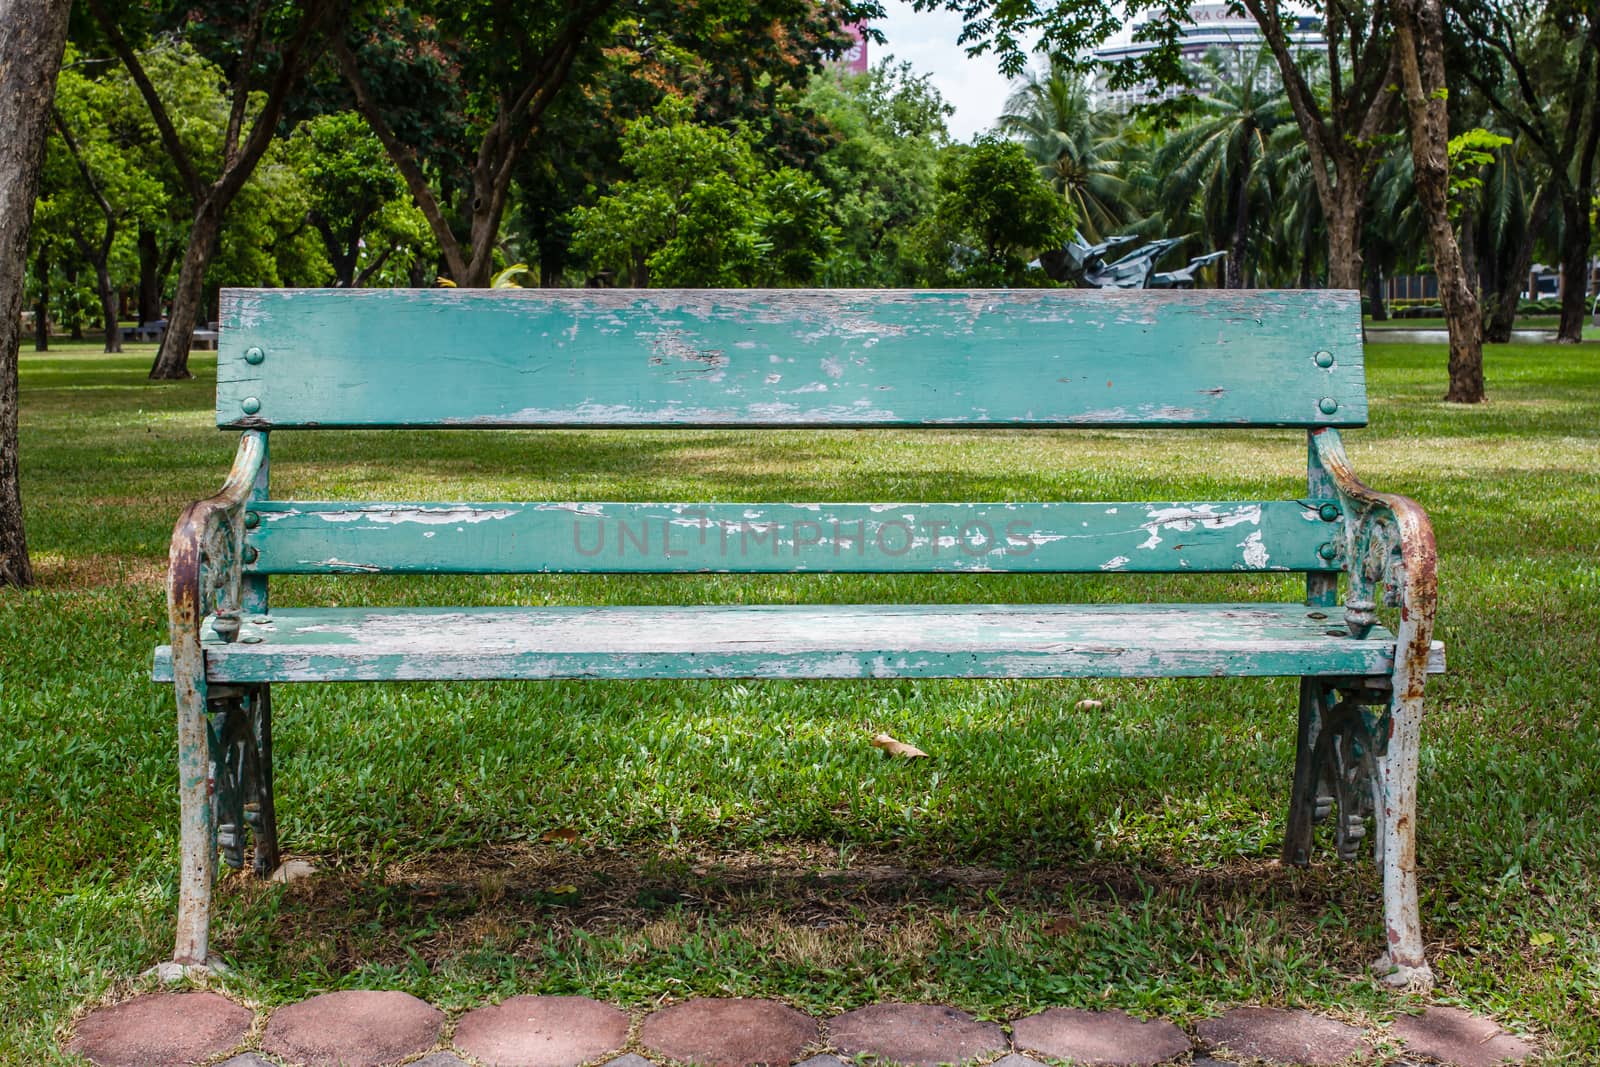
top-left (1314, 350), bottom-right (1335, 368)
top-left (241, 396), bottom-right (261, 415)
top-left (1318, 503), bottom-right (1341, 522)
top-left (244, 346), bottom-right (265, 365)
top-left (1318, 397), bottom-right (1339, 414)
top-left (241, 634), bottom-right (263, 644)
top-left (242, 545), bottom-right (259, 563)
top-left (251, 615), bottom-right (271, 624)
top-left (244, 510), bottom-right (260, 529)
top-left (1318, 542), bottom-right (1339, 560)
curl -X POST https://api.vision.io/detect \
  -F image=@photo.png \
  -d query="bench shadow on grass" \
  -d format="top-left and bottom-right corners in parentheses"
top-left (217, 838), bottom-right (1389, 990)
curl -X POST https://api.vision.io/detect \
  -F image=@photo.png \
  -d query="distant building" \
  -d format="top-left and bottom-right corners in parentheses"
top-left (837, 22), bottom-right (869, 75)
top-left (1088, 3), bottom-right (1319, 112)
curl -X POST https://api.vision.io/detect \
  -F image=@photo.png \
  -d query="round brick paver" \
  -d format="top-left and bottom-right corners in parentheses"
top-left (453, 995), bottom-right (630, 1067)
top-left (828, 1004), bottom-right (1005, 1067)
top-left (642, 998), bottom-right (818, 1067)
top-left (1013, 1007), bottom-right (1192, 1066)
top-left (66, 991), bottom-right (252, 1067)
top-left (1196, 1008), bottom-right (1365, 1066)
top-left (261, 989), bottom-right (444, 1067)
top-left (1392, 1007), bottom-right (1533, 1066)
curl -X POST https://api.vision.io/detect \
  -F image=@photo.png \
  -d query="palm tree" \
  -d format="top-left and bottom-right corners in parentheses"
top-left (1152, 47), bottom-right (1292, 288)
top-left (999, 61), bottom-right (1133, 243)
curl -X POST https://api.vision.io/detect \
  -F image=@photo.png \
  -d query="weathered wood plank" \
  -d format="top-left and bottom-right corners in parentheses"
top-left (217, 289), bottom-right (1368, 429)
top-left (246, 499), bottom-right (1344, 575)
top-left (152, 603), bottom-right (1446, 683)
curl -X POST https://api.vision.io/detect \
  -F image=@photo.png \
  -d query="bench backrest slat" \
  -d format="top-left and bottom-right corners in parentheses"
top-left (245, 500), bottom-right (1343, 575)
top-left (218, 289), bottom-right (1367, 429)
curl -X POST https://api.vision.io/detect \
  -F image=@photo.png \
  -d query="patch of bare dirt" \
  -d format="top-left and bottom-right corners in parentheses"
top-left (33, 554), bottom-right (165, 589)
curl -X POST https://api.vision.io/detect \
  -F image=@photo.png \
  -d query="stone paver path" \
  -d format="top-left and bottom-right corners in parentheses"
top-left (63, 989), bottom-right (1536, 1067)
top-left (453, 995), bottom-right (629, 1067)
top-left (66, 991), bottom-right (252, 1067)
top-left (1392, 1006), bottom-right (1536, 1067)
top-left (1196, 1007), bottom-right (1367, 1065)
top-left (830, 1003), bottom-right (1006, 1067)
top-left (1013, 1007), bottom-right (1191, 1066)
top-left (262, 990), bottom-right (444, 1067)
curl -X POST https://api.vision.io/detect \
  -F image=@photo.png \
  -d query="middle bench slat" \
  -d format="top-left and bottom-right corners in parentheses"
top-left (248, 500), bottom-right (1341, 575)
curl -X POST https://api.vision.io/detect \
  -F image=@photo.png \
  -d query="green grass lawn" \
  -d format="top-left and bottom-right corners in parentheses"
top-left (3, 337), bottom-right (1598, 1063)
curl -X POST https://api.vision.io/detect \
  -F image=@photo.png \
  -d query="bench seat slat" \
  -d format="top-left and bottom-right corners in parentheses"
top-left (248, 500), bottom-right (1342, 575)
top-left (151, 604), bottom-right (1445, 683)
top-left (218, 289), bottom-right (1368, 429)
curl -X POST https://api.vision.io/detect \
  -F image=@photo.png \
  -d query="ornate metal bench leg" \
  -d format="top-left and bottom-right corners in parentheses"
top-left (173, 680), bottom-right (216, 967)
top-left (1374, 680), bottom-right (1431, 989)
top-left (247, 685), bottom-right (279, 877)
top-left (1283, 678), bottom-right (1330, 866)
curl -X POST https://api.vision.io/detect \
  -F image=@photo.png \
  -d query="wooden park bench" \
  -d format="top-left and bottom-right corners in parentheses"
top-left (154, 288), bottom-right (1444, 987)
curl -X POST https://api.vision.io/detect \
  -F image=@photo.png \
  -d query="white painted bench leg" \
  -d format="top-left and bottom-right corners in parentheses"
top-left (1373, 657), bottom-right (1432, 990)
top-left (173, 680), bottom-right (216, 968)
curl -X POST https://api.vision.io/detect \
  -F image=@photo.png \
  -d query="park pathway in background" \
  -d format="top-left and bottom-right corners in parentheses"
top-left (63, 991), bottom-right (1534, 1067)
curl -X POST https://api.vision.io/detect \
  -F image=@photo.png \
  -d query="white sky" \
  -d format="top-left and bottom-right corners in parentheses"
top-left (872, 1), bottom-right (1037, 142)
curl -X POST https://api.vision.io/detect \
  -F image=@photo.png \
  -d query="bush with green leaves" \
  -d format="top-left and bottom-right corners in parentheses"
top-left (915, 138), bottom-right (1074, 287)
top-left (568, 98), bottom-right (836, 288)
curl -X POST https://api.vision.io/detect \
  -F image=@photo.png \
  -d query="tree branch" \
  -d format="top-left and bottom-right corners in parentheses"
top-left (224, 0), bottom-right (268, 165)
top-left (331, 33), bottom-right (470, 281)
top-left (85, 0), bottom-right (204, 201)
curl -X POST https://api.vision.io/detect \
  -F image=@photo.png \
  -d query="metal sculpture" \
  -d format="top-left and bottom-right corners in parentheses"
top-left (1043, 236), bottom-right (1228, 289)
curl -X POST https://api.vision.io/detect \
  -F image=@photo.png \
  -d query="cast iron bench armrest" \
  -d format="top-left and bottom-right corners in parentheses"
top-left (1311, 426), bottom-right (1437, 988)
top-left (167, 430), bottom-right (267, 649)
top-left (1312, 427), bottom-right (1439, 658)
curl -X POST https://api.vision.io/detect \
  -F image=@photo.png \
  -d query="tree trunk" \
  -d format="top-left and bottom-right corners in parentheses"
top-left (0, 0), bottom-right (72, 587)
top-left (1324, 185), bottom-right (1364, 291)
top-left (150, 196), bottom-right (226, 379)
top-left (96, 260), bottom-right (120, 353)
top-left (1227, 172), bottom-right (1249, 289)
top-left (1485, 180), bottom-right (1554, 342)
top-left (1555, 194), bottom-right (1591, 343)
top-left (138, 225), bottom-right (162, 323)
top-left (63, 264), bottom-right (82, 339)
top-left (1367, 267), bottom-right (1388, 321)
top-left (1394, 0), bottom-right (1485, 403)
top-left (34, 247), bottom-right (49, 351)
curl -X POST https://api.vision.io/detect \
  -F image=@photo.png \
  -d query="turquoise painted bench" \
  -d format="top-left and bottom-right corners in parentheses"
top-left (154, 289), bottom-right (1444, 987)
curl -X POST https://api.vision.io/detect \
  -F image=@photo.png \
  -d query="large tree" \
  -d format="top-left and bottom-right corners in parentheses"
top-left (335, 0), bottom-right (878, 288)
top-left (87, 0), bottom-right (345, 378)
top-left (1, 0), bottom-right (73, 588)
top-left (916, 0), bottom-right (1399, 292)
top-left (918, 0), bottom-right (1490, 402)
top-left (1152, 48), bottom-right (1292, 288)
top-left (1392, 0), bottom-right (1484, 401)
top-left (999, 60), bottom-right (1133, 244)
top-left (803, 61), bottom-right (953, 286)
top-left (1448, 0), bottom-right (1600, 344)
top-left (44, 52), bottom-right (167, 353)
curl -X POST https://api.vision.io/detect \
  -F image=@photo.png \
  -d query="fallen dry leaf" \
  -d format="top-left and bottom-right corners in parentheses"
top-left (270, 859), bottom-right (317, 884)
top-left (541, 827), bottom-right (580, 844)
top-left (1042, 916), bottom-right (1076, 938)
top-left (871, 732), bottom-right (929, 759)
top-left (1074, 698), bottom-right (1104, 710)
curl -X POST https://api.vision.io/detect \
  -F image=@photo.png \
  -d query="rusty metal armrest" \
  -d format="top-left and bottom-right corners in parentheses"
top-left (1311, 427), bottom-right (1438, 670)
top-left (167, 431), bottom-right (267, 667)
